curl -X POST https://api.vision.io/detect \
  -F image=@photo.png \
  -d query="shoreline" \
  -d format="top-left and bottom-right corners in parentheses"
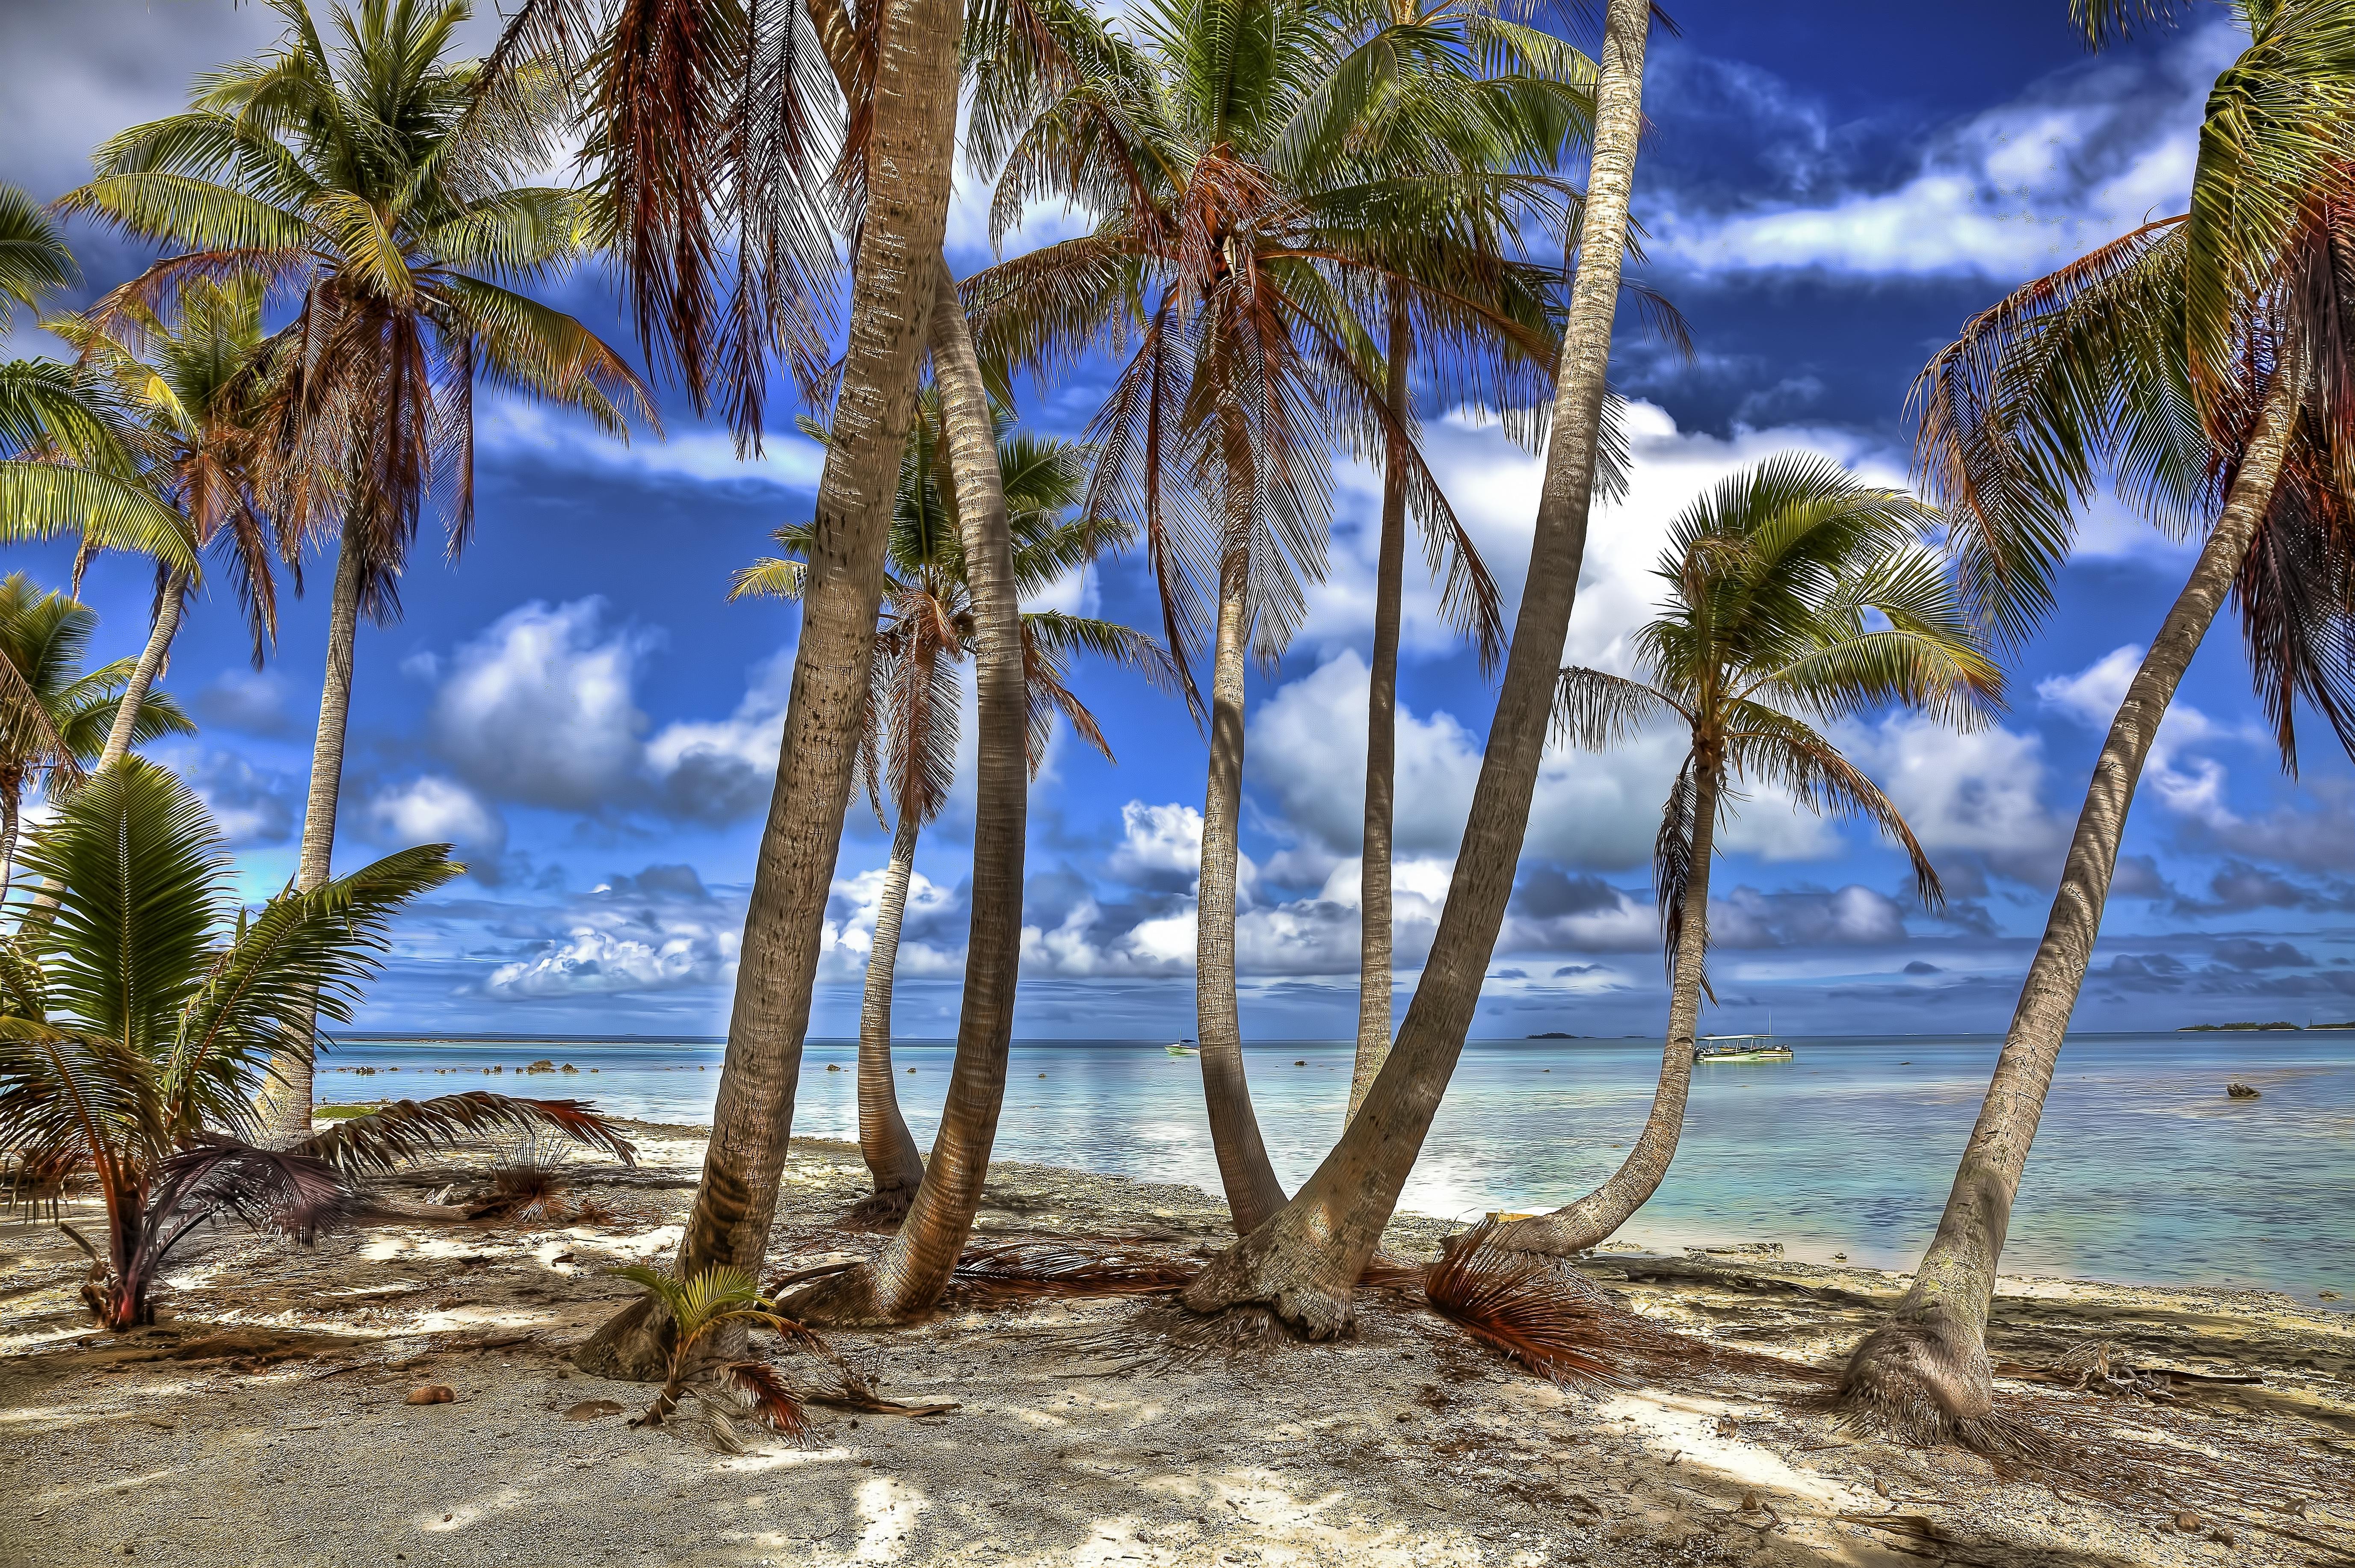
top-left (4, 1125), bottom-right (2352, 1566)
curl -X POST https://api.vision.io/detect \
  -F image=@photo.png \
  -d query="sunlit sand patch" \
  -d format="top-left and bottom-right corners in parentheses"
top-left (851, 1474), bottom-right (928, 1562)
top-left (1595, 1391), bottom-right (1862, 1507)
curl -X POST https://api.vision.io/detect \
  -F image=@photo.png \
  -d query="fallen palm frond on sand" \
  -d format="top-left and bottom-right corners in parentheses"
top-left (950, 1238), bottom-right (1201, 1301)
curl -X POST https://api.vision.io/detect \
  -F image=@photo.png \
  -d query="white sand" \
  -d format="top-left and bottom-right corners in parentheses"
top-left (3, 1126), bottom-right (2349, 1567)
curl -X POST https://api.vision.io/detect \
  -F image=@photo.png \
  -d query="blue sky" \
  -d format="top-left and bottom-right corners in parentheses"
top-left (7, 0), bottom-right (2353, 1040)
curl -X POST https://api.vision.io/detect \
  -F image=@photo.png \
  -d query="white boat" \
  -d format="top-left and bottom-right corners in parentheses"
top-left (1692, 1031), bottom-right (1793, 1063)
top-left (1165, 1040), bottom-right (1198, 1057)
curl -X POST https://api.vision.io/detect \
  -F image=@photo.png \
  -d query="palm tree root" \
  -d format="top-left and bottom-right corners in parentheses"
top-left (1837, 1314), bottom-right (2051, 1458)
top-left (837, 1184), bottom-right (917, 1231)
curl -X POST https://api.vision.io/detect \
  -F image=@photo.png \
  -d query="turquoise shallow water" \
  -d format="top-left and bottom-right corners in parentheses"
top-left (323, 1031), bottom-right (2354, 1304)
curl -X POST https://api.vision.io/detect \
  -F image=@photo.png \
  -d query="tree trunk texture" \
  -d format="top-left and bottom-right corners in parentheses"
top-left (254, 532), bottom-right (362, 1146)
top-left (0, 779), bottom-right (19, 907)
top-left (792, 253), bottom-right (1026, 1325)
top-left (1837, 366), bottom-right (2301, 1447)
top-left (1348, 290), bottom-right (1412, 1127)
top-left (1495, 759), bottom-right (1719, 1255)
top-left (97, 570), bottom-right (185, 773)
top-left (574, 0), bottom-right (964, 1378)
top-left (1195, 460), bottom-right (1290, 1233)
top-left (1178, 0), bottom-right (1652, 1336)
top-left (855, 809), bottom-right (929, 1205)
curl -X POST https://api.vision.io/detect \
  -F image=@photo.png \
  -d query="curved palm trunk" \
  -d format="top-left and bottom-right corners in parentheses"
top-left (97, 570), bottom-right (186, 774)
top-left (573, 0), bottom-right (964, 1378)
top-left (1180, 0), bottom-right (1651, 1336)
top-left (1837, 369), bottom-right (2301, 1444)
top-left (255, 532), bottom-right (362, 1146)
top-left (1196, 457), bottom-right (1289, 1232)
top-left (794, 254), bottom-right (1026, 1324)
top-left (1348, 291), bottom-right (1412, 1126)
top-left (1496, 759), bottom-right (1718, 1255)
top-left (856, 809), bottom-right (929, 1204)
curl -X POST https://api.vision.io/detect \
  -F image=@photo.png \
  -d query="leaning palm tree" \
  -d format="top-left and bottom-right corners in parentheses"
top-left (59, 0), bottom-right (655, 1140)
top-left (963, 0), bottom-right (1580, 1233)
top-left (1492, 456), bottom-right (1999, 1258)
top-left (1838, 0), bottom-right (2355, 1447)
top-left (0, 184), bottom-right (198, 593)
top-left (0, 759), bottom-right (636, 1331)
top-left (731, 394), bottom-right (1173, 1212)
top-left (0, 574), bottom-right (195, 901)
top-left (1178, 0), bottom-right (1658, 1335)
top-left (46, 279), bottom-right (295, 774)
top-left (497, 0), bottom-right (970, 1376)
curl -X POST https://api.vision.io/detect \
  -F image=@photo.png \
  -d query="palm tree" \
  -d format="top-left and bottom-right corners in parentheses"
top-left (1331, 0), bottom-right (1649, 1128)
top-left (0, 185), bottom-right (198, 598)
top-left (1178, 0), bottom-right (1657, 1335)
top-left (0, 574), bottom-right (195, 902)
top-left (1491, 456), bottom-right (1998, 1257)
top-left (46, 280), bottom-right (295, 774)
top-left (498, 0), bottom-right (969, 1379)
top-left (731, 394), bottom-right (1173, 1212)
top-left (1838, 0), bottom-right (2355, 1446)
top-left (59, 0), bottom-right (654, 1141)
top-left (0, 759), bottom-right (636, 1331)
top-left (962, 0), bottom-right (1582, 1232)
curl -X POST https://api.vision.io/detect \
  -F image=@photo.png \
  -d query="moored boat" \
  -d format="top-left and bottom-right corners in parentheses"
top-left (1692, 1031), bottom-right (1793, 1063)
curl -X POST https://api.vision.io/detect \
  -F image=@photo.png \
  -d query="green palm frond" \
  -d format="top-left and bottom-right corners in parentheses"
top-left (1550, 666), bottom-right (1688, 750)
top-left (0, 184), bottom-right (77, 327)
top-left (14, 760), bottom-right (228, 1058)
top-left (0, 1017), bottom-right (154, 1175)
top-left (0, 466), bottom-right (196, 573)
top-left (164, 843), bottom-right (464, 1141)
top-left (293, 1090), bottom-right (636, 1178)
top-left (727, 557), bottom-right (808, 602)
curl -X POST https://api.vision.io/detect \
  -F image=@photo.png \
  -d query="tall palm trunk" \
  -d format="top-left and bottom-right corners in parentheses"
top-left (856, 808), bottom-right (929, 1204)
top-left (1196, 441), bottom-right (1290, 1232)
top-left (1838, 367), bottom-right (2301, 1444)
top-left (255, 531), bottom-right (362, 1146)
top-left (97, 570), bottom-right (186, 774)
top-left (574, 0), bottom-right (964, 1379)
top-left (1180, 0), bottom-right (1652, 1336)
top-left (1349, 289), bottom-right (1412, 1126)
top-left (1496, 759), bottom-right (1719, 1255)
top-left (0, 775), bottom-right (20, 906)
top-left (795, 254), bottom-right (1026, 1324)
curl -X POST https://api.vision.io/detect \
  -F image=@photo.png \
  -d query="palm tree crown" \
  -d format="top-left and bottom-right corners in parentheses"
top-left (733, 394), bottom-right (1176, 819)
top-left (59, 0), bottom-right (655, 612)
top-left (962, 0), bottom-right (1591, 680)
top-left (1555, 455), bottom-right (2002, 980)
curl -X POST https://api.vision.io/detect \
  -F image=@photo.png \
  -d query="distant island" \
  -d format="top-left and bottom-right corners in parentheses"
top-left (1526, 1031), bottom-right (1579, 1039)
top-left (2179, 1021), bottom-right (2302, 1031)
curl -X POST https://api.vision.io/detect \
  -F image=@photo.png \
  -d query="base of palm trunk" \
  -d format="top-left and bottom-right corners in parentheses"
top-left (1837, 1308), bottom-right (2045, 1456)
top-left (1178, 1216), bottom-right (1361, 1340)
top-left (838, 1184), bottom-right (917, 1231)
top-left (573, 1293), bottom-right (677, 1382)
top-left (782, 1263), bottom-right (894, 1328)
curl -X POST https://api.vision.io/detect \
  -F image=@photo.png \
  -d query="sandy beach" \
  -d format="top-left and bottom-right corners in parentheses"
top-left (3, 1124), bottom-right (2350, 1568)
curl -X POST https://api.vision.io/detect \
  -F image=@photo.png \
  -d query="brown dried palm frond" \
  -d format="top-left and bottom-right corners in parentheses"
top-left (1420, 1220), bottom-right (1624, 1388)
top-left (1356, 1253), bottom-right (1429, 1290)
top-left (834, 1186), bottom-right (914, 1231)
top-left (464, 1135), bottom-right (573, 1222)
top-left (720, 1358), bottom-right (815, 1444)
top-left (950, 1238), bottom-right (1198, 1301)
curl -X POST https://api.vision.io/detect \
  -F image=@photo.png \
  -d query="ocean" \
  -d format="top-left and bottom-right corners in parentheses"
top-left (319, 1030), bottom-right (2354, 1305)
